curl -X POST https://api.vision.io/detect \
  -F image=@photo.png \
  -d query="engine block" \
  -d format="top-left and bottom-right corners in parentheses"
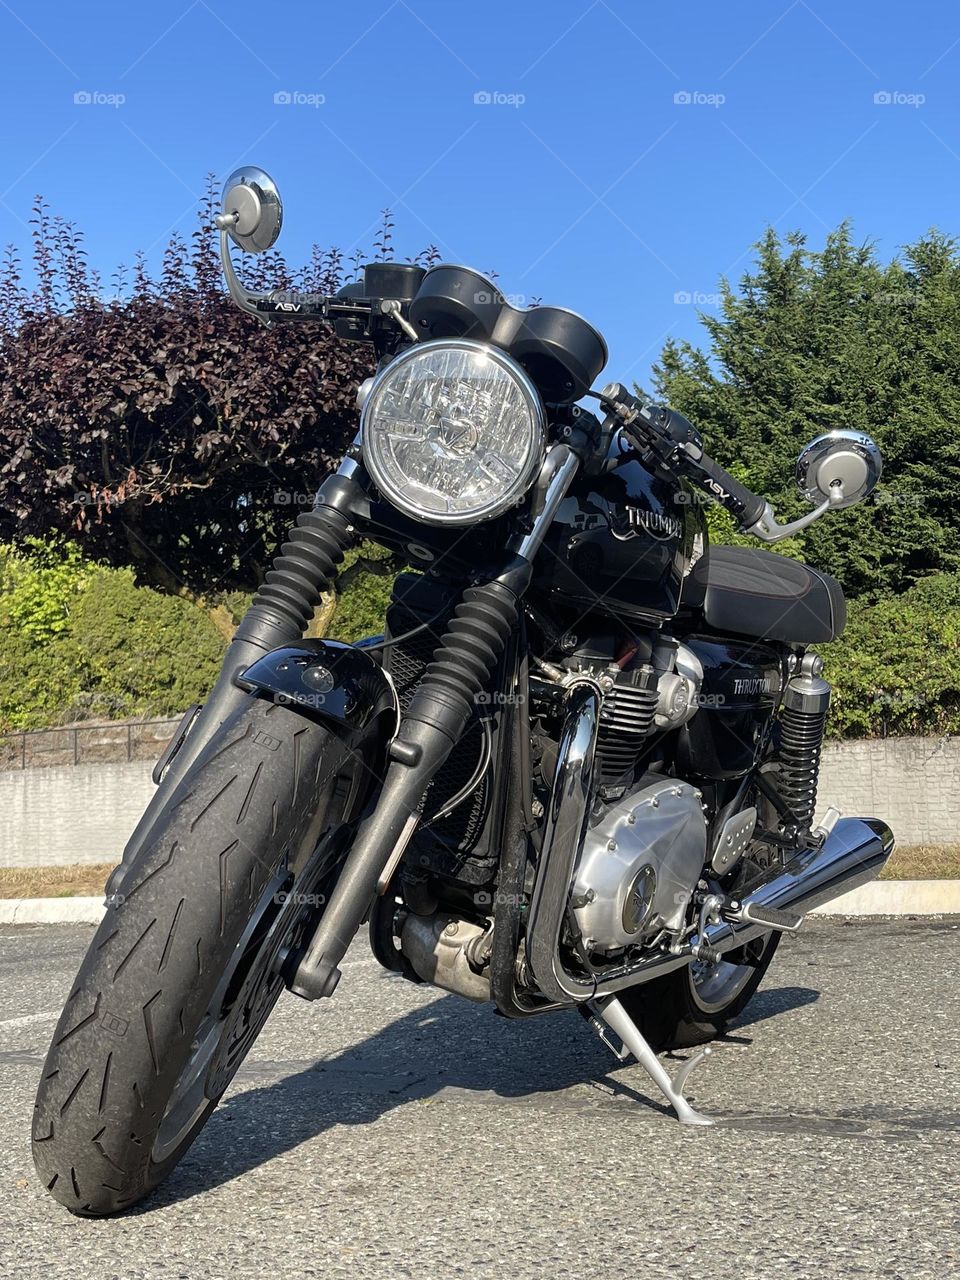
top-left (571, 777), bottom-right (706, 952)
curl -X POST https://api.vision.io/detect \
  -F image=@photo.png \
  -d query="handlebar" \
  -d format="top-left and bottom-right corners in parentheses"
top-left (219, 228), bottom-right (401, 344)
top-left (598, 387), bottom-right (768, 530)
top-left (688, 449), bottom-right (768, 529)
top-left (597, 385), bottom-right (836, 544)
top-left (218, 239), bottom-right (828, 546)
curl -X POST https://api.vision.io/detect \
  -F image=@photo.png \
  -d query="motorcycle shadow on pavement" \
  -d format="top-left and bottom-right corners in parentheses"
top-left (136, 979), bottom-right (818, 1213)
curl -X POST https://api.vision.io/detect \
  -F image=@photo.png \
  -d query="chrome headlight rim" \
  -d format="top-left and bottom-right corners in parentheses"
top-left (360, 338), bottom-right (547, 527)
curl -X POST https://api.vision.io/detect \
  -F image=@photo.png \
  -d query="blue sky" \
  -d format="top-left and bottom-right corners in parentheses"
top-left (1, 0), bottom-right (958, 387)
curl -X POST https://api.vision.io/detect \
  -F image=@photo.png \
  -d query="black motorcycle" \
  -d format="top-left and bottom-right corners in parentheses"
top-left (34, 167), bottom-right (894, 1215)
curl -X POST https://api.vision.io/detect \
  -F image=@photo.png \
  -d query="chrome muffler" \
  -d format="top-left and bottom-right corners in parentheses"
top-left (526, 683), bottom-right (895, 1004)
top-left (705, 813), bottom-right (893, 953)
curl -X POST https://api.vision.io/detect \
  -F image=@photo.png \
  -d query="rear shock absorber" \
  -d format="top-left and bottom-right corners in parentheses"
top-left (777, 652), bottom-right (831, 830)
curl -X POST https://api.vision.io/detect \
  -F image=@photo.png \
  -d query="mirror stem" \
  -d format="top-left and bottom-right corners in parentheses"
top-left (379, 298), bottom-right (419, 343)
top-left (744, 496), bottom-right (832, 543)
top-left (218, 229), bottom-right (274, 327)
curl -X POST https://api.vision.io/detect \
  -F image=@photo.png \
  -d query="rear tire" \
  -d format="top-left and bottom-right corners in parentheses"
top-left (33, 697), bottom-right (369, 1216)
top-left (620, 932), bottom-right (781, 1051)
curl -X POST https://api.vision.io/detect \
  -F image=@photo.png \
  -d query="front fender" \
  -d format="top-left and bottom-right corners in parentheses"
top-left (237, 639), bottom-right (399, 748)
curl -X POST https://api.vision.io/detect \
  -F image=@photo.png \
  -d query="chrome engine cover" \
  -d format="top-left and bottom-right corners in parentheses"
top-left (571, 778), bottom-right (706, 951)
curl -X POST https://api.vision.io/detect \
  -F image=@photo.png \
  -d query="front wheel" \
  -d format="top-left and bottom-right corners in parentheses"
top-left (33, 697), bottom-right (375, 1216)
top-left (619, 932), bottom-right (781, 1052)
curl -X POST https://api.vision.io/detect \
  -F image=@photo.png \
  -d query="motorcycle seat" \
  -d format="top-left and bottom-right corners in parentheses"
top-left (690, 545), bottom-right (846, 644)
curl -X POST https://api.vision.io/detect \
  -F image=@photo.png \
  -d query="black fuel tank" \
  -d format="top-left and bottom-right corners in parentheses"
top-left (534, 430), bottom-right (704, 623)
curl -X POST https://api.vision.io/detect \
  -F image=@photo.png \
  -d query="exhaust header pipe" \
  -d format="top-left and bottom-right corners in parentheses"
top-left (526, 684), bottom-right (894, 1005)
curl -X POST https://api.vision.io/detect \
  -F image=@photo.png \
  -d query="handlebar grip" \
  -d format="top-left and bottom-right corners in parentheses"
top-left (692, 452), bottom-right (768, 529)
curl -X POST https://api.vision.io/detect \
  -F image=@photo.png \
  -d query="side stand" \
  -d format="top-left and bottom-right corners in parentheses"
top-left (584, 995), bottom-right (715, 1127)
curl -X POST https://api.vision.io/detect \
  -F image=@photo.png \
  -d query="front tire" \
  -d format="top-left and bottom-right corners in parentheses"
top-left (33, 697), bottom-right (370, 1216)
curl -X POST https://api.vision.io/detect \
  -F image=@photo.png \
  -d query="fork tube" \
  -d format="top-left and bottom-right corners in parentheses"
top-left (290, 445), bottom-right (582, 1000)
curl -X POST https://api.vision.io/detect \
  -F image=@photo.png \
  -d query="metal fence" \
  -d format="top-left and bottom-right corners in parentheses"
top-left (0, 717), bottom-right (180, 772)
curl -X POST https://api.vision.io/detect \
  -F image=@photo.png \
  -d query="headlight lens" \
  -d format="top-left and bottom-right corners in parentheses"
top-left (360, 340), bottom-right (545, 524)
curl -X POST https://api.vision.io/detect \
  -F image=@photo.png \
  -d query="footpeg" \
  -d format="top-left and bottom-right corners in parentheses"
top-left (584, 996), bottom-right (715, 1127)
top-left (724, 900), bottom-right (803, 932)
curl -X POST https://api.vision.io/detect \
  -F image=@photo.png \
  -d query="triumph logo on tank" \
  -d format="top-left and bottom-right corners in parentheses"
top-left (612, 505), bottom-right (683, 542)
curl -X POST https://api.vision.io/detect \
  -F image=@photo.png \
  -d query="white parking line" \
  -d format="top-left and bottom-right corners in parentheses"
top-left (0, 1011), bottom-right (59, 1031)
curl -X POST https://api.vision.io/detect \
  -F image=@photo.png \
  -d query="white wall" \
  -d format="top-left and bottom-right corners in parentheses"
top-left (0, 736), bottom-right (955, 867)
top-left (818, 736), bottom-right (960, 844)
top-left (0, 762), bottom-right (156, 866)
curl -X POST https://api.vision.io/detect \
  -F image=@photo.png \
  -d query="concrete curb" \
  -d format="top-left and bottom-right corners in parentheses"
top-left (1, 882), bottom-right (960, 925)
top-left (0, 896), bottom-right (104, 925)
top-left (811, 878), bottom-right (960, 916)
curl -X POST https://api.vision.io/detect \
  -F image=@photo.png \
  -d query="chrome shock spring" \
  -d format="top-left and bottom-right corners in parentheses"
top-left (777, 655), bottom-right (831, 829)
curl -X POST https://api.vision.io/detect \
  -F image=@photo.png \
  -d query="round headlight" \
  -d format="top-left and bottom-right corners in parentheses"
top-left (360, 339), bottom-right (545, 524)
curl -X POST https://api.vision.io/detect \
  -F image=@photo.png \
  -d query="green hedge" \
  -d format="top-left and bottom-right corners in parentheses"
top-left (68, 569), bottom-right (228, 718)
top-left (0, 542), bottom-right (228, 730)
top-left (4, 539), bottom-right (957, 740)
top-left (0, 539), bottom-right (398, 732)
top-left (825, 573), bottom-right (960, 737)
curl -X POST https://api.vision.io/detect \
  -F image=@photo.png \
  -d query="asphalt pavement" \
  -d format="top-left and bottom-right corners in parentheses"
top-left (1, 917), bottom-right (958, 1280)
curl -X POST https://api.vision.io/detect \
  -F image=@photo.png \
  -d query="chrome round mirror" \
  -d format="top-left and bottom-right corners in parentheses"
top-left (795, 430), bottom-right (883, 509)
top-left (216, 166), bottom-right (282, 254)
